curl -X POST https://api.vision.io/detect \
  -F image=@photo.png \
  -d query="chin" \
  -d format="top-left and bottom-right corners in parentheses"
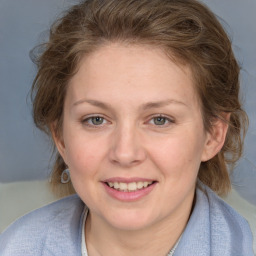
top-left (103, 208), bottom-right (158, 231)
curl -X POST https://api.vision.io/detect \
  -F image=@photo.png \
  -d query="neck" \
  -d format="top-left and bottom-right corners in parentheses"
top-left (85, 194), bottom-right (195, 256)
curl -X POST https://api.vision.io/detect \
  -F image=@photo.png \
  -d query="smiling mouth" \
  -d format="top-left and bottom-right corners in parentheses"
top-left (105, 181), bottom-right (155, 192)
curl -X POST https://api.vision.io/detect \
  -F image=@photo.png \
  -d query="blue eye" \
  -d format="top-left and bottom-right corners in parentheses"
top-left (153, 116), bottom-right (167, 125)
top-left (83, 116), bottom-right (106, 126)
top-left (91, 116), bottom-right (104, 125)
top-left (149, 115), bottom-right (174, 126)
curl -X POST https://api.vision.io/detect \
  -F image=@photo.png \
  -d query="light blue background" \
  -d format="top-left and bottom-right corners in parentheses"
top-left (0, 0), bottom-right (255, 205)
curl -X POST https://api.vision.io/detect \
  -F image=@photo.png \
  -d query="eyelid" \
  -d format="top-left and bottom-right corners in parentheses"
top-left (80, 114), bottom-right (175, 128)
top-left (81, 114), bottom-right (110, 127)
top-left (147, 114), bottom-right (175, 126)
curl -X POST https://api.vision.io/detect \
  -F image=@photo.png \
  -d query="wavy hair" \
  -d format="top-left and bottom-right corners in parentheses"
top-left (31, 0), bottom-right (248, 196)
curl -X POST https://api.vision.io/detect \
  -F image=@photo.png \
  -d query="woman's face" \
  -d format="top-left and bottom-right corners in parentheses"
top-left (56, 43), bottom-right (217, 231)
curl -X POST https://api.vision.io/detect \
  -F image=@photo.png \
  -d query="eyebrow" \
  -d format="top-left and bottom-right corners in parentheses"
top-left (141, 99), bottom-right (188, 110)
top-left (73, 99), bottom-right (113, 111)
top-left (73, 98), bottom-right (188, 111)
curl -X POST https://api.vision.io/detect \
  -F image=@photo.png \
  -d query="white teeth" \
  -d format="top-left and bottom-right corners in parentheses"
top-left (107, 181), bottom-right (153, 192)
top-left (144, 181), bottom-right (148, 187)
top-left (128, 182), bottom-right (137, 191)
top-left (108, 182), bottom-right (114, 188)
top-left (137, 182), bottom-right (144, 189)
top-left (119, 183), bottom-right (128, 190)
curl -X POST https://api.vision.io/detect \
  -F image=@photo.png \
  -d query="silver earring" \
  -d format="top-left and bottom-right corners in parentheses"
top-left (61, 169), bottom-right (71, 184)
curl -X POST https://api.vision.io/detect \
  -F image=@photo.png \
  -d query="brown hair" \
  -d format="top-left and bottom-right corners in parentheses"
top-left (31, 0), bottom-right (248, 197)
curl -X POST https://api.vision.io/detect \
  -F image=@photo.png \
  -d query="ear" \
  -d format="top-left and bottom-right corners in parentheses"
top-left (201, 113), bottom-right (230, 162)
top-left (50, 122), bottom-right (67, 163)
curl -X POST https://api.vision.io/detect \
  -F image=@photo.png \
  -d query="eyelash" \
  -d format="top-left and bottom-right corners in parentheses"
top-left (147, 114), bottom-right (175, 127)
top-left (81, 115), bottom-right (109, 128)
top-left (81, 114), bottom-right (175, 128)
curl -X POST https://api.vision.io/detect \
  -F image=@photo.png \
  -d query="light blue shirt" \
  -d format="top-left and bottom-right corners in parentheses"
top-left (0, 184), bottom-right (254, 255)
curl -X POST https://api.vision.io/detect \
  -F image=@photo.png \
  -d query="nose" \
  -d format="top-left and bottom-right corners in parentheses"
top-left (109, 123), bottom-right (146, 167)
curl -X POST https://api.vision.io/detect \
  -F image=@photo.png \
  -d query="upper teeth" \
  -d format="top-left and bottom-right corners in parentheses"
top-left (107, 181), bottom-right (153, 191)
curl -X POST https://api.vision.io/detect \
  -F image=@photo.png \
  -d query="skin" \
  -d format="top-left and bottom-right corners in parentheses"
top-left (53, 43), bottom-right (228, 256)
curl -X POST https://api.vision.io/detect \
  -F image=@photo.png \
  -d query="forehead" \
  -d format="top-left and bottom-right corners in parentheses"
top-left (67, 43), bottom-right (199, 109)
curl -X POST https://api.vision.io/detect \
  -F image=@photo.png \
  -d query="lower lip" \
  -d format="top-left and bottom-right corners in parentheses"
top-left (102, 182), bottom-right (157, 202)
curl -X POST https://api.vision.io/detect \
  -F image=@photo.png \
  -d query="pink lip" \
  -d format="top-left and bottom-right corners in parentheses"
top-left (102, 180), bottom-right (157, 202)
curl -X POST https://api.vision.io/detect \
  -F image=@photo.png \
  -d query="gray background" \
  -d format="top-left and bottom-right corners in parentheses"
top-left (0, 0), bottom-right (256, 205)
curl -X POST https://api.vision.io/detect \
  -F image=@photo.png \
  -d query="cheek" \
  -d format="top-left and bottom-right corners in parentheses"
top-left (148, 133), bottom-right (204, 176)
top-left (65, 135), bottom-right (104, 176)
top-left (66, 139), bottom-right (104, 201)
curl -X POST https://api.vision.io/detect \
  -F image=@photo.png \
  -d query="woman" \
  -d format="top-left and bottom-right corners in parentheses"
top-left (0, 0), bottom-right (254, 255)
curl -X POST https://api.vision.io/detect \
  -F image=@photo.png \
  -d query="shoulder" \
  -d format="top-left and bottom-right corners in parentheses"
top-left (0, 194), bottom-right (85, 256)
top-left (176, 183), bottom-right (254, 255)
top-left (202, 185), bottom-right (250, 230)
top-left (199, 184), bottom-right (254, 254)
